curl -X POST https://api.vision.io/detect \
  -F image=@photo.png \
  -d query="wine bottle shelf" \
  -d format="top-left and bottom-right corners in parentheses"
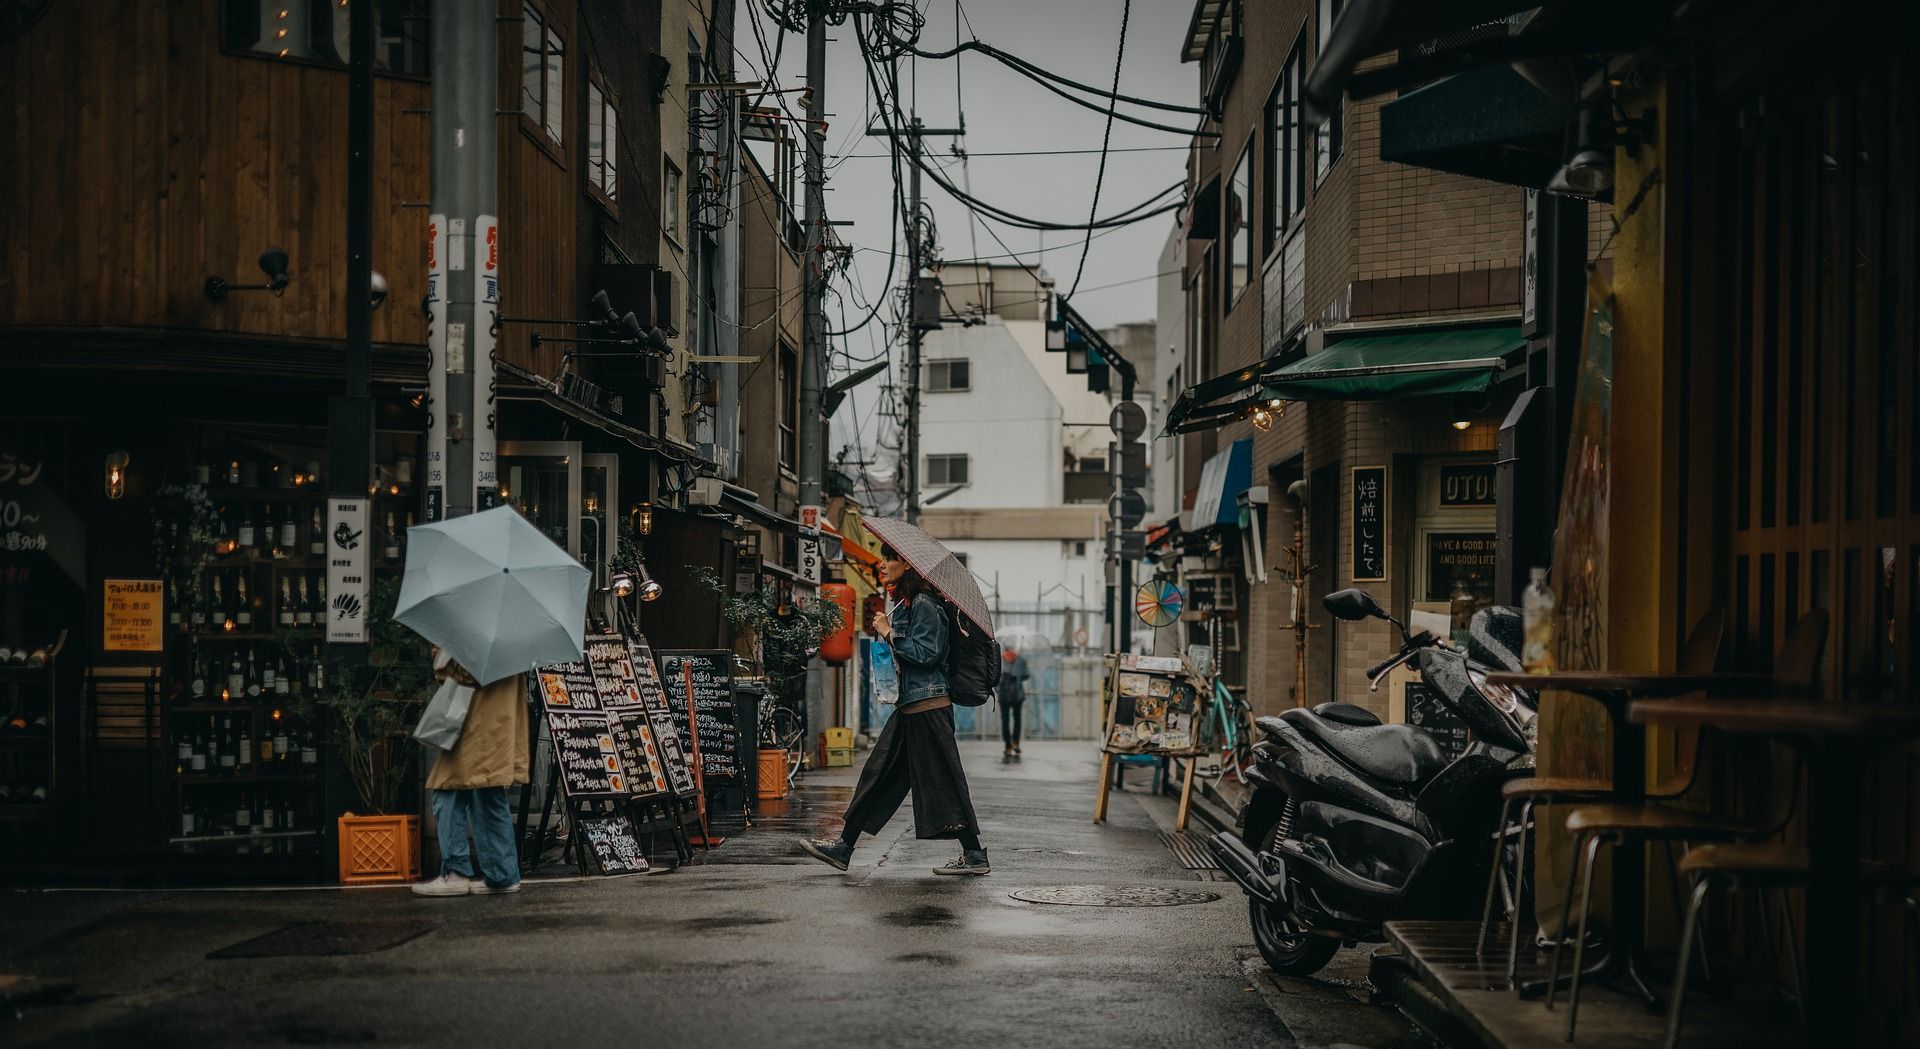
top-left (175, 769), bottom-right (320, 785)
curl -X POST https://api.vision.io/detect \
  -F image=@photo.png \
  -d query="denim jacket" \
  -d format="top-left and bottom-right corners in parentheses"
top-left (890, 592), bottom-right (951, 703)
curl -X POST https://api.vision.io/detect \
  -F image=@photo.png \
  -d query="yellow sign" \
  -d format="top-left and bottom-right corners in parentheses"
top-left (104, 578), bottom-right (165, 652)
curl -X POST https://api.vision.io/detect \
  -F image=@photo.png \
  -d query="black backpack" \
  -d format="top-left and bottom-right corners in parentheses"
top-left (945, 604), bottom-right (1001, 707)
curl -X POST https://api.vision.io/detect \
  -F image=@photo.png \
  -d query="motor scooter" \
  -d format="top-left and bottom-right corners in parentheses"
top-left (1207, 588), bottom-right (1538, 975)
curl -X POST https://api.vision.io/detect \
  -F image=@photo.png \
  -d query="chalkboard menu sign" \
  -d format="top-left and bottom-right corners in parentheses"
top-left (577, 814), bottom-right (649, 875)
top-left (533, 662), bottom-right (631, 799)
top-left (1403, 681), bottom-right (1471, 760)
top-left (658, 650), bottom-right (740, 781)
top-left (1352, 465), bottom-right (1388, 582)
top-left (585, 634), bottom-right (671, 796)
top-left (627, 637), bottom-right (698, 797)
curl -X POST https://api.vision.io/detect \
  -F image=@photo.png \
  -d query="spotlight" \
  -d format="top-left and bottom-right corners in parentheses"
top-left (636, 565), bottom-right (663, 602)
top-left (258, 250), bottom-right (291, 293)
top-left (1251, 407), bottom-right (1274, 432)
top-left (1452, 419), bottom-right (1472, 431)
top-left (610, 571), bottom-right (636, 599)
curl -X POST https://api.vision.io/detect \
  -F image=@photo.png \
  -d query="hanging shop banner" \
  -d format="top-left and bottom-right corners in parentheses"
top-left (424, 213), bottom-right (448, 521)
top-left (657, 650), bottom-right (740, 782)
top-left (1101, 653), bottom-right (1209, 757)
top-left (532, 660), bottom-right (630, 799)
top-left (103, 578), bottom-right (164, 652)
top-left (1351, 465), bottom-right (1388, 582)
top-left (473, 214), bottom-right (500, 511)
top-left (325, 499), bottom-right (370, 643)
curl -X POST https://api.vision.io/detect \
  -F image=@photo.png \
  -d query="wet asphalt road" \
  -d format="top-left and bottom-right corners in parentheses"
top-left (1, 741), bottom-right (1317, 1049)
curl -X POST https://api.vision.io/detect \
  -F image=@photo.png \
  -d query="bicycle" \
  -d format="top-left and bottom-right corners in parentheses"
top-left (757, 690), bottom-right (806, 791)
top-left (1200, 679), bottom-right (1257, 782)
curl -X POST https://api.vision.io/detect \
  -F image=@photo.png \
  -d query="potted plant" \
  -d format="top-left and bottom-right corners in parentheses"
top-left (298, 576), bottom-right (437, 884)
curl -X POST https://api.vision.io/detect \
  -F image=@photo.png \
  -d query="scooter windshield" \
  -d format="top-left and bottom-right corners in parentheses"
top-left (1467, 605), bottom-right (1525, 673)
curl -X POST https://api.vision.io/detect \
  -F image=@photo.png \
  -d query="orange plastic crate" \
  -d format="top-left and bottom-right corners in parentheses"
top-left (337, 814), bottom-right (422, 885)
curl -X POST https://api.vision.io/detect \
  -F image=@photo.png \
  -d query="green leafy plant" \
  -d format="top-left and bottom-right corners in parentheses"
top-left (296, 576), bottom-right (436, 814)
top-left (689, 566), bottom-right (844, 693)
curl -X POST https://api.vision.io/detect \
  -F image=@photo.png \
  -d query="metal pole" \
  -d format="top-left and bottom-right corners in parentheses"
top-left (798, 7), bottom-right (827, 510)
top-left (433, 0), bottom-right (499, 520)
top-left (904, 117), bottom-right (924, 524)
top-left (326, 0), bottom-right (374, 670)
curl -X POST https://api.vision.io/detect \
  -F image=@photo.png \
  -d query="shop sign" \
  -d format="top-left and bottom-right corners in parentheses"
top-left (1425, 532), bottom-right (1498, 602)
top-left (798, 504), bottom-right (822, 536)
top-left (0, 451), bottom-right (83, 586)
top-left (1439, 463), bottom-right (1497, 506)
top-left (798, 537), bottom-right (823, 584)
top-left (1351, 465), bottom-right (1388, 582)
top-left (425, 212), bottom-right (448, 521)
top-left (1522, 189), bottom-right (1540, 332)
top-left (103, 578), bottom-right (164, 652)
top-left (473, 215), bottom-right (501, 511)
top-left (326, 499), bottom-right (370, 644)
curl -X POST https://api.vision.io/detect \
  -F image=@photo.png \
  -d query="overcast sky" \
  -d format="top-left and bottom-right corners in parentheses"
top-left (736, 1), bottom-right (1198, 474)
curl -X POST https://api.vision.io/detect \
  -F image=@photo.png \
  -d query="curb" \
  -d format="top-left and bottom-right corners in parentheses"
top-left (1367, 947), bottom-right (1492, 1049)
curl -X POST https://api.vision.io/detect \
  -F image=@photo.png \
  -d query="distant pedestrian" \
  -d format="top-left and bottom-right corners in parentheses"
top-left (413, 647), bottom-right (528, 897)
top-left (998, 649), bottom-right (1031, 761)
top-left (800, 545), bottom-right (989, 876)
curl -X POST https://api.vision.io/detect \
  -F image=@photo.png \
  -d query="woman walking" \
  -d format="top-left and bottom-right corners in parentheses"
top-left (800, 545), bottom-right (989, 875)
top-left (998, 649), bottom-right (1031, 762)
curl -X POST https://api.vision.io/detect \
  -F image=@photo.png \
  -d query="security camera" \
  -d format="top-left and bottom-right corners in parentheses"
top-left (258, 249), bottom-right (291, 294)
top-left (369, 270), bottom-right (390, 310)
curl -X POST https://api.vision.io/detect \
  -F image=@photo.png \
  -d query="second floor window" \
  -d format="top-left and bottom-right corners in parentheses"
top-left (927, 359), bottom-right (971, 392)
top-left (1315, 0), bottom-right (1346, 179)
top-left (927, 454), bottom-right (970, 487)
top-left (1226, 142), bottom-right (1253, 306)
top-left (778, 344), bottom-right (798, 470)
top-left (663, 159), bottom-right (683, 243)
top-left (587, 78), bottom-right (618, 204)
top-left (1267, 36), bottom-right (1306, 245)
top-left (522, 3), bottom-right (564, 149)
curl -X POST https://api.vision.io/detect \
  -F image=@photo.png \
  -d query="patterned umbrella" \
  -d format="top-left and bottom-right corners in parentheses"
top-left (860, 516), bottom-right (994, 634)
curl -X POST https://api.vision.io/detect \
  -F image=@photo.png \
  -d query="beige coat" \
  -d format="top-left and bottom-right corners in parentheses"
top-left (425, 657), bottom-right (530, 791)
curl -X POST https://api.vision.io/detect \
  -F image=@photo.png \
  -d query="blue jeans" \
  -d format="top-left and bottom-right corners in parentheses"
top-left (431, 787), bottom-right (519, 889)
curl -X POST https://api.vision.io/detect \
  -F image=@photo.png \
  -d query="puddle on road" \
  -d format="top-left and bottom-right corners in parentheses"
top-left (882, 904), bottom-right (958, 928)
top-left (892, 952), bottom-right (959, 967)
top-left (679, 912), bottom-right (788, 932)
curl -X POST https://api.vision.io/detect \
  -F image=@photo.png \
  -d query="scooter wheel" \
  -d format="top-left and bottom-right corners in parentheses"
top-left (1250, 898), bottom-right (1339, 976)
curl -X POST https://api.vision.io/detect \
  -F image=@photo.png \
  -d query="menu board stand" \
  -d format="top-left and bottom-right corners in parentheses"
top-left (1092, 653), bottom-right (1211, 831)
top-left (657, 650), bottom-right (740, 847)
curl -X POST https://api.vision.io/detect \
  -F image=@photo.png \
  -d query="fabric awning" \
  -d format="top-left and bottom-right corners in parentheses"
top-left (1261, 326), bottom-right (1522, 402)
top-left (1163, 325), bottom-right (1523, 435)
top-left (1378, 67), bottom-right (1567, 188)
top-left (1191, 438), bottom-right (1252, 530)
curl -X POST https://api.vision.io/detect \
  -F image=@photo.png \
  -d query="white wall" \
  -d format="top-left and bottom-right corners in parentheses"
top-left (1153, 226), bottom-right (1185, 527)
top-left (918, 319), bottom-right (1064, 508)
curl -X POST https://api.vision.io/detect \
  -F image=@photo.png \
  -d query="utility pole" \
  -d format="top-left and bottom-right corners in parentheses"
top-left (430, 0), bottom-right (500, 522)
top-left (868, 116), bottom-right (962, 524)
top-left (798, 7), bottom-right (827, 513)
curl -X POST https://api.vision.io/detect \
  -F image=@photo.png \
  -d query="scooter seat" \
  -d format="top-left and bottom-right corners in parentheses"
top-left (1278, 709), bottom-right (1448, 784)
top-left (1312, 702), bottom-right (1381, 727)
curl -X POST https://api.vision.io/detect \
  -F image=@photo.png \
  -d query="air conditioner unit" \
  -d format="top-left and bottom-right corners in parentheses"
top-left (688, 477), bottom-right (726, 506)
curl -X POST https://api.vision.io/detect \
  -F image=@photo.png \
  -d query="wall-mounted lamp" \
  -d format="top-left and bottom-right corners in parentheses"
top-left (1545, 104), bottom-right (1657, 200)
top-left (1451, 418), bottom-right (1473, 432)
top-left (635, 501), bottom-right (655, 536)
top-left (205, 249), bottom-right (292, 301)
top-left (104, 450), bottom-right (129, 500)
top-left (1251, 407), bottom-right (1274, 432)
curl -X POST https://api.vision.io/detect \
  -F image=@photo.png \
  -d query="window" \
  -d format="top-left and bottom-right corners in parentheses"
top-left (1314, 0), bottom-right (1345, 178)
top-left (222, 1), bottom-right (428, 76)
top-left (522, 4), bottom-right (564, 148)
top-left (663, 159), bottom-right (683, 243)
top-left (1226, 142), bottom-right (1253, 306)
top-left (587, 77), bottom-right (618, 204)
top-left (1077, 456), bottom-right (1107, 474)
top-left (927, 454), bottom-right (970, 487)
top-left (1266, 36), bottom-right (1307, 247)
top-left (778, 344), bottom-right (798, 470)
top-left (927, 359), bottom-right (971, 392)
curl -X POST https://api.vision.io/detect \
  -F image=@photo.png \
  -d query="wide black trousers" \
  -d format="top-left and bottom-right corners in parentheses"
top-left (842, 704), bottom-right (979, 840)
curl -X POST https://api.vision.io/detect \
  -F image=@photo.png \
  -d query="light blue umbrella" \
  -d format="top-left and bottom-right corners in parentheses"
top-left (393, 505), bottom-right (589, 685)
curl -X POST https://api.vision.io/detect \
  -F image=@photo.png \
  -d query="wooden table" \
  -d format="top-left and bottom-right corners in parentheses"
top-left (1485, 671), bottom-right (1772, 1009)
top-left (1631, 698), bottom-right (1920, 1046)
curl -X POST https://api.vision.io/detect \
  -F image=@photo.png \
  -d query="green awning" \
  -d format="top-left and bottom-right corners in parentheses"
top-left (1261, 326), bottom-right (1521, 402)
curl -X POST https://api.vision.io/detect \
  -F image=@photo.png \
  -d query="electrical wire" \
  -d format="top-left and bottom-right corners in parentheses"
top-left (1065, 0), bottom-right (1130, 300)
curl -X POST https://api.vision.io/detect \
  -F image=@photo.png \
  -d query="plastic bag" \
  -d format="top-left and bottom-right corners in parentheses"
top-left (413, 677), bottom-right (475, 751)
top-left (871, 640), bottom-right (900, 707)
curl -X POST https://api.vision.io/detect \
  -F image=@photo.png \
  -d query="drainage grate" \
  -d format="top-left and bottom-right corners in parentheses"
top-left (1159, 831), bottom-right (1221, 871)
top-left (208, 920), bottom-right (437, 959)
top-left (1009, 885), bottom-right (1222, 908)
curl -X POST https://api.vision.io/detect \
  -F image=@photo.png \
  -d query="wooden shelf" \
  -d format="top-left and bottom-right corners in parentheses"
top-left (174, 767), bottom-right (319, 785)
top-left (168, 829), bottom-right (320, 845)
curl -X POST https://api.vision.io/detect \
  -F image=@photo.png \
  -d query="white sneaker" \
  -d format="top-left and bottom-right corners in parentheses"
top-left (410, 872), bottom-right (476, 897)
top-left (471, 880), bottom-right (521, 894)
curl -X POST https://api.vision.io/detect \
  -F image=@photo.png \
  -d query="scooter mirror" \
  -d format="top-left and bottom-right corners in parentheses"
top-left (1323, 589), bottom-right (1385, 622)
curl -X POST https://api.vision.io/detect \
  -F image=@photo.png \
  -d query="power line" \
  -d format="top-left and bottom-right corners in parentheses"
top-left (839, 144), bottom-right (1188, 158)
top-left (1065, 0), bottom-right (1131, 301)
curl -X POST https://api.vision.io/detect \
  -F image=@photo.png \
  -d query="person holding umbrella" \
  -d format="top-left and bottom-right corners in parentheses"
top-left (392, 506), bottom-right (592, 897)
top-left (800, 526), bottom-right (991, 876)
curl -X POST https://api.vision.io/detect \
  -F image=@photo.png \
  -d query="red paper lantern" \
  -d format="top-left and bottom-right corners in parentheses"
top-left (820, 583), bottom-right (858, 663)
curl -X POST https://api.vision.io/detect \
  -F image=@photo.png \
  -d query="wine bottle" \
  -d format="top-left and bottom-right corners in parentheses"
top-left (262, 655), bottom-right (277, 695)
top-left (279, 504), bottom-right (297, 550)
top-left (300, 729), bottom-right (318, 765)
top-left (235, 791), bottom-right (251, 831)
top-left (294, 577), bottom-right (313, 626)
top-left (190, 730), bottom-right (208, 772)
top-left (235, 575), bottom-right (252, 628)
top-left (383, 512), bottom-right (400, 560)
top-left (226, 650), bottom-right (244, 701)
top-left (168, 579), bottom-right (183, 628)
top-left (245, 650), bottom-right (261, 699)
top-left (276, 654), bottom-right (290, 696)
top-left (278, 578), bottom-right (294, 627)
top-left (181, 806), bottom-right (197, 837)
top-left (260, 795), bottom-right (276, 830)
top-left (238, 505), bottom-right (256, 552)
top-left (309, 507), bottom-right (325, 557)
top-left (316, 576), bottom-right (328, 620)
top-left (218, 717), bottom-right (237, 773)
top-left (238, 716), bottom-right (254, 767)
top-left (175, 726), bottom-right (192, 767)
top-left (208, 574), bottom-right (225, 629)
top-left (227, 458), bottom-right (241, 486)
top-left (190, 645), bottom-right (207, 699)
top-left (273, 721), bottom-right (290, 762)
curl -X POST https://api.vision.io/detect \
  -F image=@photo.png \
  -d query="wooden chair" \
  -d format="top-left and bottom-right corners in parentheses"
top-left (1548, 609), bottom-right (1830, 1041)
top-left (1476, 608), bottom-right (1728, 982)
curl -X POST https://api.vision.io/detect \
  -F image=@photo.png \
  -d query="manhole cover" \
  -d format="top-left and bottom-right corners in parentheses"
top-left (208, 920), bottom-right (437, 959)
top-left (1009, 885), bottom-right (1222, 908)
